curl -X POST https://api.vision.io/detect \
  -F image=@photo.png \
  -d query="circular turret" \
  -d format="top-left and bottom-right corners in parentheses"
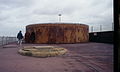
top-left (25, 23), bottom-right (89, 44)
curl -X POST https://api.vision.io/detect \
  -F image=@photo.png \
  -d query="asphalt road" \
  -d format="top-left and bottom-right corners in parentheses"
top-left (0, 42), bottom-right (113, 72)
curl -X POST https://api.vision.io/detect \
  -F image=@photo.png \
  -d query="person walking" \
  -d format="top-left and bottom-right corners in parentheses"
top-left (17, 30), bottom-right (23, 45)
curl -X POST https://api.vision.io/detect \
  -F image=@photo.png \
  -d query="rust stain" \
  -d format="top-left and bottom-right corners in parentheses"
top-left (25, 23), bottom-right (89, 44)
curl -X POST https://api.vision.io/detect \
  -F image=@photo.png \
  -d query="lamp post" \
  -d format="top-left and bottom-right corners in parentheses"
top-left (58, 14), bottom-right (62, 22)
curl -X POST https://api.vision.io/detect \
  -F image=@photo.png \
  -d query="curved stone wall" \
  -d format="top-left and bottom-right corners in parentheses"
top-left (25, 23), bottom-right (89, 43)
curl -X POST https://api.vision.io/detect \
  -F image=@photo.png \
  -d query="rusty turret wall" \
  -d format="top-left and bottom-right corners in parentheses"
top-left (25, 23), bottom-right (89, 44)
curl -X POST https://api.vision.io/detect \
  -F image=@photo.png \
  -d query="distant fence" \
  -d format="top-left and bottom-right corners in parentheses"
top-left (0, 36), bottom-right (17, 46)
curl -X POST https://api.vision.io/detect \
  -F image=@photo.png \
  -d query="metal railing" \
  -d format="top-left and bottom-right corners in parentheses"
top-left (0, 36), bottom-right (17, 46)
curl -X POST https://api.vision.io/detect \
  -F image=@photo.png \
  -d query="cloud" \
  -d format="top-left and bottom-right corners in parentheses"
top-left (0, 0), bottom-right (33, 8)
top-left (0, 0), bottom-right (113, 36)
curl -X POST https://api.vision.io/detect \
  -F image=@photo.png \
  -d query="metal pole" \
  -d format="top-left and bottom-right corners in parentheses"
top-left (2, 36), bottom-right (4, 45)
top-left (112, 22), bottom-right (114, 31)
top-left (100, 25), bottom-right (102, 32)
top-left (91, 26), bottom-right (93, 32)
top-left (6, 37), bottom-right (7, 45)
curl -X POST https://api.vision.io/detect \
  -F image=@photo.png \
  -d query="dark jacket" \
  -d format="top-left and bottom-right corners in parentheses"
top-left (17, 32), bottom-right (23, 40)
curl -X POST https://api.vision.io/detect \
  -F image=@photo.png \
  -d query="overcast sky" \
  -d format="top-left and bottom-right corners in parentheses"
top-left (0, 0), bottom-right (113, 36)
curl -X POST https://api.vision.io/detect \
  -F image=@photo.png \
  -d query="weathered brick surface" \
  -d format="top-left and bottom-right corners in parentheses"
top-left (25, 23), bottom-right (89, 44)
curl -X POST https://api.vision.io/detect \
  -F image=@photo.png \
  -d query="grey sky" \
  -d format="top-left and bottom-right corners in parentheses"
top-left (0, 0), bottom-right (113, 36)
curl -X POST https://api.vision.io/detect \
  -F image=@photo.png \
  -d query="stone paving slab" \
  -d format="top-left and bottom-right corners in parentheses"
top-left (0, 42), bottom-right (113, 72)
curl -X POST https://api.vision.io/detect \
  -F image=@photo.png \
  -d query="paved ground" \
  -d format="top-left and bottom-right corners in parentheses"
top-left (0, 42), bottom-right (113, 72)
